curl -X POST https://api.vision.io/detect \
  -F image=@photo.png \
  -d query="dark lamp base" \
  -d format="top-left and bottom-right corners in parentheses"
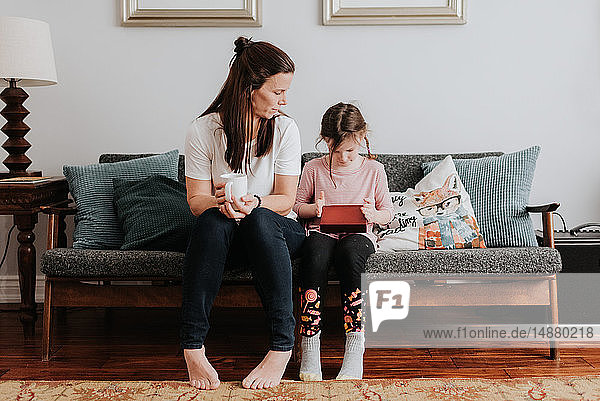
top-left (0, 170), bottom-right (43, 179)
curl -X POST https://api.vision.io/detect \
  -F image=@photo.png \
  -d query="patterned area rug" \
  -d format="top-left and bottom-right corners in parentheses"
top-left (1, 377), bottom-right (600, 400)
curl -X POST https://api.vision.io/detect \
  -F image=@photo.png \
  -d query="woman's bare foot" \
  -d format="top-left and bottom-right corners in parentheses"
top-left (242, 350), bottom-right (292, 389)
top-left (184, 347), bottom-right (220, 390)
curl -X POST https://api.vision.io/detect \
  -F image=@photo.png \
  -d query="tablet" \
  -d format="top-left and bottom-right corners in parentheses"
top-left (320, 204), bottom-right (367, 233)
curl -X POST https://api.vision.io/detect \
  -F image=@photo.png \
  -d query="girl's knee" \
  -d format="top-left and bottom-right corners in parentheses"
top-left (336, 236), bottom-right (373, 257)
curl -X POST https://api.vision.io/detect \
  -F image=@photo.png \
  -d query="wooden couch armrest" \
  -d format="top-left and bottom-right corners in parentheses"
top-left (40, 199), bottom-right (77, 216)
top-left (526, 202), bottom-right (560, 248)
top-left (41, 200), bottom-right (76, 250)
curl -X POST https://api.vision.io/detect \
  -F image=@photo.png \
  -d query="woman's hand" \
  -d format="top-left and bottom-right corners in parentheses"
top-left (361, 197), bottom-right (377, 223)
top-left (214, 182), bottom-right (228, 206)
top-left (215, 182), bottom-right (258, 219)
top-left (231, 194), bottom-right (259, 216)
top-left (214, 182), bottom-right (242, 219)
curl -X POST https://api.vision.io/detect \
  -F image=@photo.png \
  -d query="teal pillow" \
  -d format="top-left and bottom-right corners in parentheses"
top-left (422, 146), bottom-right (540, 248)
top-left (113, 175), bottom-right (196, 252)
top-left (63, 150), bottom-right (179, 249)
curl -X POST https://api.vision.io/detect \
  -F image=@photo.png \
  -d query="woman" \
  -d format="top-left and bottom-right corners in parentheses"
top-left (181, 37), bottom-right (305, 390)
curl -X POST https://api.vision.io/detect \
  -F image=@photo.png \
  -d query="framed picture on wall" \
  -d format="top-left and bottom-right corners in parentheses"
top-left (323, 0), bottom-right (466, 25)
top-left (122, 0), bottom-right (261, 27)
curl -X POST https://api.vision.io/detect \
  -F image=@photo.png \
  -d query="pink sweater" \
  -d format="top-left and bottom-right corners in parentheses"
top-left (293, 156), bottom-right (393, 246)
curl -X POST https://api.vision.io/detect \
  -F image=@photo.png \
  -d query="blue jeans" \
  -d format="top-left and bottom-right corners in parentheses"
top-left (180, 207), bottom-right (306, 351)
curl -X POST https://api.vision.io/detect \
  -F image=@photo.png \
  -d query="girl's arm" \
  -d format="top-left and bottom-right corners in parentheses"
top-left (297, 191), bottom-right (324, 219)
top-left (293, 163), bottom-right (319, 219)
top-left (373, 165), bottom-right (394, 225)
top-left (362, 198), bottom-right (394, 225)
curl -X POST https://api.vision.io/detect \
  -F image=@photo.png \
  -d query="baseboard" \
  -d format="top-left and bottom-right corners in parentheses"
top-left (0, 275), bottom-right (45, 303)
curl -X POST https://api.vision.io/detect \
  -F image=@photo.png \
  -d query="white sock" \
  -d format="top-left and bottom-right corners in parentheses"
top-left (336, 331), bottom-right (365, 380)
top-left (299, 331), bottom-right (322, 381)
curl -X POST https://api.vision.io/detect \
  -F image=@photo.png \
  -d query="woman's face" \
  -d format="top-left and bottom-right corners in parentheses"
top-left (251, 72), bottom-right (293, 120)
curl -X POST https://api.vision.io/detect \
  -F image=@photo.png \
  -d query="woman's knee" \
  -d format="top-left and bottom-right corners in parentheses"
top-left (238, 207), bottom-right (279, 236)
top-left (189, 207), bottom-right (236, 240)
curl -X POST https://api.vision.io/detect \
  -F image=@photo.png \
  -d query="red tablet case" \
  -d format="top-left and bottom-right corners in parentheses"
top-left (320, 204), bottom-right (367, 233)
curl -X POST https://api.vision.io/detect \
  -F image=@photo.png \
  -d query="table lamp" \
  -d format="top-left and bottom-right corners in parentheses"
top-left (0, 16), bottom-right (57, 178)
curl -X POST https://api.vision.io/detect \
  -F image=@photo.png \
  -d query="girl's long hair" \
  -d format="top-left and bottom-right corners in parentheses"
top-left (201, 37), bottom-right (295, 173)
top-left (318, 102), bottom-right (372, 186)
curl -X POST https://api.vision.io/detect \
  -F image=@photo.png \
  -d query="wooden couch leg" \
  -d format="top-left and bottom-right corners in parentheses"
top-left (42, 280), bottom-right (53, 361)
top-left (549, 277), bottom-right (560, 361)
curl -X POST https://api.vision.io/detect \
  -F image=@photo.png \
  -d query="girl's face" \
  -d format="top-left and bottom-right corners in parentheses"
top-left (327, 136), bottom-right (363, 168)
top-left (251, 72), bottom-right (293, 120)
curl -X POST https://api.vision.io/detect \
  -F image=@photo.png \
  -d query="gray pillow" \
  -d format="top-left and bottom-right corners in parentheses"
top-left (63, 150), bottom-right (179, 249)
top-left (422, 146), bottom-right (540, 248)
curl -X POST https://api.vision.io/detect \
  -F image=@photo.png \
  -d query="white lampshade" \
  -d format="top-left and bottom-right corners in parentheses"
top-left (0, 16), bottom-right (57, 87)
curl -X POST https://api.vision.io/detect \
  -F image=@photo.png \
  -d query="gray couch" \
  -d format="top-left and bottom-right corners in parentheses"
top-left (40, 151), bottom-right (562, 361)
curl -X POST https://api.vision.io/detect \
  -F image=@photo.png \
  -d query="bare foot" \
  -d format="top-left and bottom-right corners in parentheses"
top-left (242, 350), bottom-right (292, 389)
top-left (184, 347), bottom-right (220, 390)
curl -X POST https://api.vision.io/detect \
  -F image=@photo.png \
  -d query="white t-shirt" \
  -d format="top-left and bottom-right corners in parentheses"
top-left (185, 112), bottom-right (301, 199)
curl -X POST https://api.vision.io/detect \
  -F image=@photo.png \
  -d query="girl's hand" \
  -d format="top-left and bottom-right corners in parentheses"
top-left (315, 191), bottom-right (325, 217)
top-left (361, 197), bottom-right (377, 223)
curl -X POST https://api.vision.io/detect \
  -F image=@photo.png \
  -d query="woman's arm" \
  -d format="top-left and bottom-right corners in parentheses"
top-left (261, 174), bottom-right (299, 216)
top-left (225, 174), bottom-right (299, 218)
top-left (186, 177), bottom-right (216, 216)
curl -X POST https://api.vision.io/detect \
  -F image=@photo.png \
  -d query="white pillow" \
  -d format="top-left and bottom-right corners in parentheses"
top-left (375, 155), bottom-right (485, 251)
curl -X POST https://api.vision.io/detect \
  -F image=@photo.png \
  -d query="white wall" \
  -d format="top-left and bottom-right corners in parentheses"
top-left (2, 0), bottom-right (600, 299)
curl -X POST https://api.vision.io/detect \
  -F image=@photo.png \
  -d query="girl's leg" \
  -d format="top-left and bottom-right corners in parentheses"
top-left (181, 208), bottom-right (238, 389)
top-left (236, 208), bottom-right (306, 389)
top-left (333, 234), bottom-right (375, 380)
top-left (299, 232), bottom-right (337, 381)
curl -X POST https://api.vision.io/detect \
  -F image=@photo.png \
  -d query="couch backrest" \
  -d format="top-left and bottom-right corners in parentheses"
top-left (99, 154), bottom-right (187, 184)
top-left (99, 151), bottom-right (501, 192)
top-left (301, 152), bottom-right (501, 191)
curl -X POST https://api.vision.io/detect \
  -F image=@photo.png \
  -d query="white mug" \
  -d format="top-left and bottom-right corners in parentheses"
top-left (220, 173), bottom-right (248, 205)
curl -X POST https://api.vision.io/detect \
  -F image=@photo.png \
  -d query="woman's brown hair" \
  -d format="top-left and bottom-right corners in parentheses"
top-left (318, 102), bottom-right (373, 185)
top-left (201, 37), bottom-right (295, 173)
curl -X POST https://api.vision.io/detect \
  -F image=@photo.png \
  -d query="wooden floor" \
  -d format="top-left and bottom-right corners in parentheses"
top-left (1, 307), bottom-right (599, 381)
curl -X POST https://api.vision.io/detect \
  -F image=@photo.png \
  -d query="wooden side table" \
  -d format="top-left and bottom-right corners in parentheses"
top-left (0, 177), bottom-right (69, 334)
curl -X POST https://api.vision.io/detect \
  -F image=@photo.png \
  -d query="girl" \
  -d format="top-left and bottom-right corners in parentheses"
top-left (293, 103), bottom-right (394, 380)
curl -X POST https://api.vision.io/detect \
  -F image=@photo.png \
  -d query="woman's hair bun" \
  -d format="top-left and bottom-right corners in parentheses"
top-left (234, 37), bottom-right (253, 55)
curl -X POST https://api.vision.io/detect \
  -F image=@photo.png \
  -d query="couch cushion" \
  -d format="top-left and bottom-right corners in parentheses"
top-left (376, 155), bottom-right (485, 251)
top-left (302, 152), bottom-right (502, 192)
top-left (41, 249), bottom-right (185, 278)
top-left (367, 247), bottom-right (562, 274)
top-left (422, 146), bottom-right (540, 248)
top-left (113, 175), bottom-right (195, 252)
top-left (63, 150), bottom-right (180, 250)
top-left (100, 154), bottom-right (186, 184)
top-left (42, 247), bottom-right (561, 279)
top-left (41, 248), bottom-right (300, 281)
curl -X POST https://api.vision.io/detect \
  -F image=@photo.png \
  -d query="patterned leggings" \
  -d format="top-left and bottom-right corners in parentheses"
top-left (299, 232), bottom-right (375, 336)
